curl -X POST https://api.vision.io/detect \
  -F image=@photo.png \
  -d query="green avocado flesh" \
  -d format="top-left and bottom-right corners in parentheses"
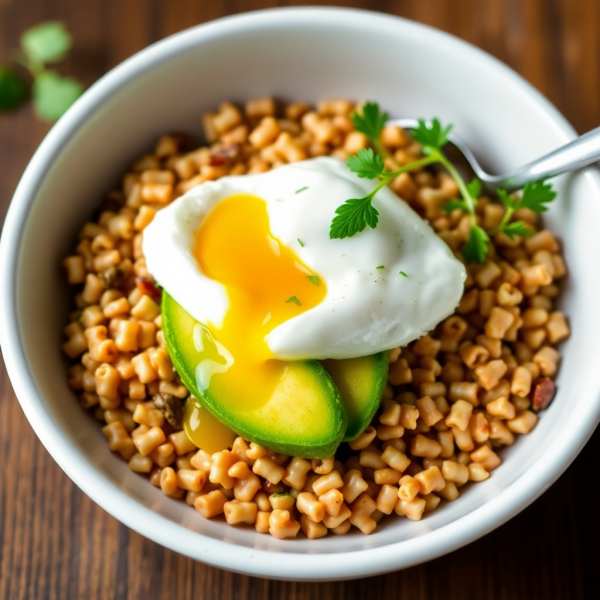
top-left (322, 352), bottom-right (388, 442)
top-left (162, 292), bottom-right (347, 458)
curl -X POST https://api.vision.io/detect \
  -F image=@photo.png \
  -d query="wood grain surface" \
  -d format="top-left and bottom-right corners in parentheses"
top-left (1, 1), bottom-right (599, 598)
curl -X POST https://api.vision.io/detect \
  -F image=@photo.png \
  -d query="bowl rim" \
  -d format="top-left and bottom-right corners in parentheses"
top-left (2, 6), bottom-right (600, 581)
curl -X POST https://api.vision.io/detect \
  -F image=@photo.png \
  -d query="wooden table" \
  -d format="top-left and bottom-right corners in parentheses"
top-left (1, 1), bottom-right (599, 598)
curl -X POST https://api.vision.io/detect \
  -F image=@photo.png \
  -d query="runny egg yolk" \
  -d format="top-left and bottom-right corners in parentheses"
top-left (191, 193), bottom-right (326, 414)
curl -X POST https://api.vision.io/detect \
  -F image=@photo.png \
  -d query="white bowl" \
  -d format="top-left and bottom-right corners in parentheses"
top-left (1, 7), bottom-right (599, 581)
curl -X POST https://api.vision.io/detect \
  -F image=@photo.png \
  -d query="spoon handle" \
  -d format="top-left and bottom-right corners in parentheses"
top-left (491, 126), bottom-right (600, 191)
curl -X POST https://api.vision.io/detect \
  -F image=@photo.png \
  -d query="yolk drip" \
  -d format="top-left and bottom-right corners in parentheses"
top-left (183, 397), bottom-right (237, 454)
top-left (192, 194), bottom-right (326, 413)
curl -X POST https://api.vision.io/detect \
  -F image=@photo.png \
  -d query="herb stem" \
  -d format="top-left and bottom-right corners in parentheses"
top-left (384, 155), bottom-right (439, 180)
top-left (435, 151), bottom-right (482, 234)
top-left (436, 153), bottom-right (476, 218)
top-left (369, 177), bottom-right (391, 198)
top-left (491, 207), bottom-right (514, 236)
top-left (373, 139), bottom-right (397, 166)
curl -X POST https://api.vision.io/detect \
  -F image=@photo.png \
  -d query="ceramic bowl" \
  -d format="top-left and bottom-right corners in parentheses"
top-left (1, 7), bottom-right (599, 581)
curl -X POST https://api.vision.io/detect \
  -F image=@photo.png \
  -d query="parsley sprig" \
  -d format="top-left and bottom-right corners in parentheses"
top-left (495, 181), bottom-right (556, 238)
top-left (352, 102), bottom-right (391, 160)
top-left (331, 101), bottom-right (558, 263)
top-left (330, 147), bottom-right (437, 239)
top-left (0, 22), bottom-right (83, 121)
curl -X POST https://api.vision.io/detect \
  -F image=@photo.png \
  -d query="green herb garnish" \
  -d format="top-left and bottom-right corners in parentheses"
top-left (352, 101), bottom-right (391, 160)
top-left (285, 296), bottom-right (302, 306)
top-left (330, 191), bottom-right (381, 239)
top-left (33, 71), bottom-right (83, 121)
top-left (295, 186), bottom-right (309, 194)
top-left (0, 67), bottom-right (27, 111)
top-left (462, 225), bottom-right (490, 264)
top-left (331, 101), bottom-right (557, 263)
top-left (0, 21), bottom-right (83, 121)
top-left (21, 22), bottom-right (72, 63)
top-left (352, 101), bottom-right (390, 140)
top-left (494, 181), bottom-right (556, 239)
top-left (376, 265), bottom-right (384, 269)
top-left (297, 238), bottom-right (305, 247)
top-left (346, 147), bottom-right (385, 179)
top-left (307, 276), bottom-right (319, 286)
top-left (399, 271), bottom-right (408, 277)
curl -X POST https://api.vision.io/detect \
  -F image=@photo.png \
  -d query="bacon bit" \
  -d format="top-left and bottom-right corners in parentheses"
top-left (135, 276), bottom-right (161, 299)
top-left (210, 143), bottom-right (240, 166)
top-left (100, 265), bottom-right (127, 289)
top-left (153, 392), bottom-right (183, 428)
top-left (209, 155), bottom-right (227, 166)
top-left (262, 480), bottom-right (276, 493)
top-left (531, 377), bottom-right (556, 411)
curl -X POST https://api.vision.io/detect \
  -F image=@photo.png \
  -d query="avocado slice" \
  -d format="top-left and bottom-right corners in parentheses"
top-left (322, 352), bottom-right (389, 442)
top-left (162, 292), bottom-right (347, 458)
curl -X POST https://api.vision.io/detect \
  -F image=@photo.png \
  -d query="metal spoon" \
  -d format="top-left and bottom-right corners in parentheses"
top-left (388, 118), bottom-right (600, 193)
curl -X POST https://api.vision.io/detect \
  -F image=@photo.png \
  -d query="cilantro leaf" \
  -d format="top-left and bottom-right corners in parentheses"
top-left (346, 148), bottom-right (385, 179)
top-left (21, 22), bottom-right (72, 64)
top-left (462, 225), bottom-right (490, 263)
top-left (443, 199), bottom-right (468, 213)
top-left (411, 118), bottom-right (453, 151)
top-left (352, 101), bottom-right (389, 140)
top-left (518, 180), bottom-right (557, 213)
top-left (503, 220), bottom-right (533, 240)
top-left (466, 178), bottom-right (482, 199)
top-left (330, 196), bottom-right (379, 239)
top-left (0, 67), bottom-right (28, 111)
top-left (497, 188), bottom-right (516, 210)
top-left (32, 71), bottom-right (83, 121)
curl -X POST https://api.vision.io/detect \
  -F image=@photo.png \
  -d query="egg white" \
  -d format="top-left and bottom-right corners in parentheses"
top-left (143, 157), bottom-right (466, 359)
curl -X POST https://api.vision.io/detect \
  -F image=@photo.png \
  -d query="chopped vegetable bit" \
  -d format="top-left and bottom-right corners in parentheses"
top-left (135, 276), bottom-right (162, 299)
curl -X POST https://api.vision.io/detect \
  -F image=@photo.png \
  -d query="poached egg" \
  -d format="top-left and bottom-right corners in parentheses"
top-left (143, 157), bottom-right (466, 367)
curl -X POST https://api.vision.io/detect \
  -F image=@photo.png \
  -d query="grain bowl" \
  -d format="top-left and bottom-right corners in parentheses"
top-left (1, 7), bottom-right (600, 581)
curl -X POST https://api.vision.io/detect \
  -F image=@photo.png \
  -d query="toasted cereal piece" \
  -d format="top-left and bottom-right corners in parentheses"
top-left (195, 490), bottom-right (228, 518)
top-left (269, 510), bottom-right (300, 539)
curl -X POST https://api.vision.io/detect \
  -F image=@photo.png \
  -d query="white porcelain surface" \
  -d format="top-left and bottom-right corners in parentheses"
top-left (1, 7), bottom-right (599, 581)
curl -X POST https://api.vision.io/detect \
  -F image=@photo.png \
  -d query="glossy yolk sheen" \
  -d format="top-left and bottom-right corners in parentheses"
top-left (193, 194), bottom-right (326, 413)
